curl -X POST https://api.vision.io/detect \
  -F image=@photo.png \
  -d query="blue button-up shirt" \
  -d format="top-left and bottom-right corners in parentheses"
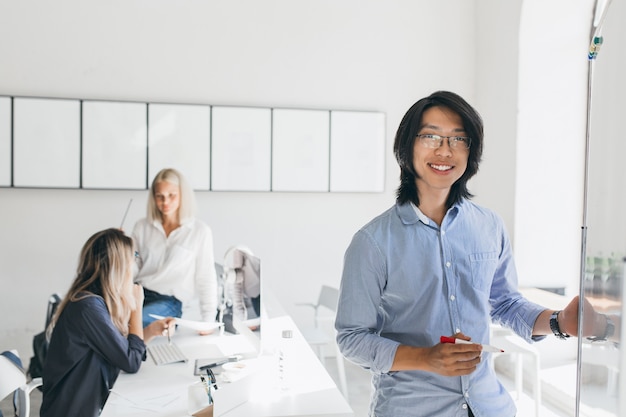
top-left (335, 200), bottom-right (546, 417)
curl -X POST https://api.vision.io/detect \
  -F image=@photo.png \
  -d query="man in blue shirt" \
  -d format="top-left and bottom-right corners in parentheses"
top-left (335, 91), bottom-right (586, 416)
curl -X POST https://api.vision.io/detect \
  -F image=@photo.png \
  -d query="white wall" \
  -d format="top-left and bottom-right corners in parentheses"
top-left (472, 0), bottom-right (523, 239)
top-left (0, 0), bottom-right (492, 357)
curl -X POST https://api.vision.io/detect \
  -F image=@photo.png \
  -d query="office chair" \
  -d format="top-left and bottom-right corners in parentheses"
top-left (296, 285), bottom-right (349, 400)
top-left (1, 350), bottom-right (42, 417)
top-left (28, 293), bottom-right (61, 381)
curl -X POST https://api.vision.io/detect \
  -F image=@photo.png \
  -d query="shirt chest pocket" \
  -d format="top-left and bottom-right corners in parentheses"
top-left (469, 251), bottom-right (499, 292)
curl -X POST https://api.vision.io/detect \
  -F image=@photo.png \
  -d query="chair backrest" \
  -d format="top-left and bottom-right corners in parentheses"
top-left (317, 285), bottom-right (340, 313)
top-left (45, 293), bottom-right (62, 328)
top-left (0, 350), bottom-right (26, 400)
top-left (28, 293), bottom-right (62, 380)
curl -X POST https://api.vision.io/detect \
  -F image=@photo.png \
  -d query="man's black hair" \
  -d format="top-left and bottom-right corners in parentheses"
top-left (393, 90), bottom-right (484, 207)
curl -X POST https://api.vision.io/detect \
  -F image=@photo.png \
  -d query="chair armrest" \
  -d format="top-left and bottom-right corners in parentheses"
top-left (24, 377), bottom-right (43, 395)
top-left (15, 377), bottom-right (43, 417)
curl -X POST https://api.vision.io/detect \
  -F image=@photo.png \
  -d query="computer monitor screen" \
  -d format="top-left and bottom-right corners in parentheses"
top-left (218, 246), bottom-right (261, 335)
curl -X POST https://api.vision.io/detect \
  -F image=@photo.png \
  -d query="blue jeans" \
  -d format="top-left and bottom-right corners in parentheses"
top-left (142, 288), bottom-right (182, 327)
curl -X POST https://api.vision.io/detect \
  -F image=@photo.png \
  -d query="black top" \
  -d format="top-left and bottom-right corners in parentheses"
top-left (40, 295), bottom-right (146, 417)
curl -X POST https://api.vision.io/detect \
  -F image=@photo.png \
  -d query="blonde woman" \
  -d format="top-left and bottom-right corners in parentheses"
top-left (40, 228), bottom-right (174, 417)
top-left (132, 168), bottom-right (218, 331)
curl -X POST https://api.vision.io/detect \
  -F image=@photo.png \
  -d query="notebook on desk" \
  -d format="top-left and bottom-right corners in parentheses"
top-left (193, 343), bottom-right (230, 375)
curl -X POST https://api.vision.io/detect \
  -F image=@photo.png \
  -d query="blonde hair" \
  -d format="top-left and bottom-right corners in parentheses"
top-left (48, 228), bottom-right (136, 338)
top-left (147, 168), bottom-right (196, 223)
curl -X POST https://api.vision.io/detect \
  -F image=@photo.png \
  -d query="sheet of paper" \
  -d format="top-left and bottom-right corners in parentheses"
top-left (242, 317), bottom-right (260, 328)
top-left (149, 314), bottom-right (223, 332)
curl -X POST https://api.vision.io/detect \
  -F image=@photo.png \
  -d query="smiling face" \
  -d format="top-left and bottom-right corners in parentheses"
top-left (413, 106), bottom-right (469, 199)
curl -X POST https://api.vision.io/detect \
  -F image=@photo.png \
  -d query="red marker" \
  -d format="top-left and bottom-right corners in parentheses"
top-left (440, 336), bottom-right (504, 353)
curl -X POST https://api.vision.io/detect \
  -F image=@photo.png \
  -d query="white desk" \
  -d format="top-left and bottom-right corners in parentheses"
top-left (518, 287), bottom-right (569, 310)
top-left (101, 313), bottom-right (353, 417)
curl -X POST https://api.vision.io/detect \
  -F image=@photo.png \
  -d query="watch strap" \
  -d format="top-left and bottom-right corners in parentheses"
top-left (549, 310), bottom-right (569, 340)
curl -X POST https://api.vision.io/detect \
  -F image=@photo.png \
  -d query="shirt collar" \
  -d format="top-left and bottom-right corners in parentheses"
top-left (396, 200), bottom-right (464, 226)
top-left (395, 201), bottom-right (421, 225)
top-left (151, 217), bottom-right (193, 231)
top-left (411, 203), bottom-right (431, 224)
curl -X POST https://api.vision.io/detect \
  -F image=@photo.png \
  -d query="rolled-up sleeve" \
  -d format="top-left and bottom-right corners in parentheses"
top-left (488, 222), bottom-right (547, 343)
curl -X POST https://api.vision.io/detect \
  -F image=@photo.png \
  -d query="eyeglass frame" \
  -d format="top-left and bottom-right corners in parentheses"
top-left (416, 134), bottom-right (471, 150)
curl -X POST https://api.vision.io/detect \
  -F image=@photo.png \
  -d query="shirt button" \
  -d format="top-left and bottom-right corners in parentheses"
top-left (450, 295), bottom-right (456, 301)
top-left (462, 404), bottom-right (468, 410)
top-left (445, 261), bottom-right (451, 268)
top-left (456, 328), bottom-right (461, 333)
top-left (464, 392), bottom-right (470, 398)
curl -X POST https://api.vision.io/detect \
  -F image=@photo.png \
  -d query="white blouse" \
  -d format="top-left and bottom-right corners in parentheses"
top-left (131, 218), bottom-right (218, 323)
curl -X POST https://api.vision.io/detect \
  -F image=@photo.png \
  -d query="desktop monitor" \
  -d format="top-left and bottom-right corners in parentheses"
top-left (217, 246), bottom-right (261, 336)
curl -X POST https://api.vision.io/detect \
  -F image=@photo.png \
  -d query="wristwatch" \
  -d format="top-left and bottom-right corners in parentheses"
top-left (588, 314), bottom-right (615, 342)
top-left (549, 310), bottom-right (570, 340)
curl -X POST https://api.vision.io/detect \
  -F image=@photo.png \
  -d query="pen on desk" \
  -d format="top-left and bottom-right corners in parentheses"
top-left (206, 368), bottom-right (219, 391)
top-left (440, 336), bottom-right (504, 353)
top-left (166, 326), bottom-right (171, 345)
top-left (198, 356), bottom-right (238, 371)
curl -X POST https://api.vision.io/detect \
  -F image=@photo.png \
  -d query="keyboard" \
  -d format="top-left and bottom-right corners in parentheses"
top-left (147, 342), bottom-right (188, 366)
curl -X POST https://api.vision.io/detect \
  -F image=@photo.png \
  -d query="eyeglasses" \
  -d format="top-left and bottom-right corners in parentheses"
top-left (416, 134), bottom-right (471, 150)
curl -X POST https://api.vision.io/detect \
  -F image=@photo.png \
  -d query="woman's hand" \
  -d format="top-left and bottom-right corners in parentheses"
top-left (144, 317), bottom-right (177, 344)
top-left (197, 326), bottom-right (216, 336)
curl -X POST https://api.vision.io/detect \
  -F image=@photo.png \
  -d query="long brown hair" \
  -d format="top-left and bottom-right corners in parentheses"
top-left (48, 228), bottom-right (136, 337)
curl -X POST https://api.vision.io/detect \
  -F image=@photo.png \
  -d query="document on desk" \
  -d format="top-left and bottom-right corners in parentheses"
top-left (107, 389), bottom-right (180, 414)
top-left (149, 314), bottom-right (223, 332)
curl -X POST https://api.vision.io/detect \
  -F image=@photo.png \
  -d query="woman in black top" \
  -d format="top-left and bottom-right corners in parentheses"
top-left (41, 228), bottom-right (175, 417)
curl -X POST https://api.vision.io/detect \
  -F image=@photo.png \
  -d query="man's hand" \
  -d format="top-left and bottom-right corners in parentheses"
top-left (423, 333), bottom-right (482, 376)
top-left (391, 332), bottom-right (482, 375)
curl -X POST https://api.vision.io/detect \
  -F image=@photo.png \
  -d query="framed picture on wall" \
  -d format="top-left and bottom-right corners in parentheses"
top-left (82, 100), bottom-right (147, 189)
top-left (211, 106), bottom-right (271, 191)
top-left (13, 97), bottom-right (81, 188)
top-left (272, 108), bottom-right (330, 192)
top-left (148, 103), bottom-right (211, 190)
top-left (2, 93), bottom-right (387, 194)
top-left (329, 110), bottom-right (386, 192)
